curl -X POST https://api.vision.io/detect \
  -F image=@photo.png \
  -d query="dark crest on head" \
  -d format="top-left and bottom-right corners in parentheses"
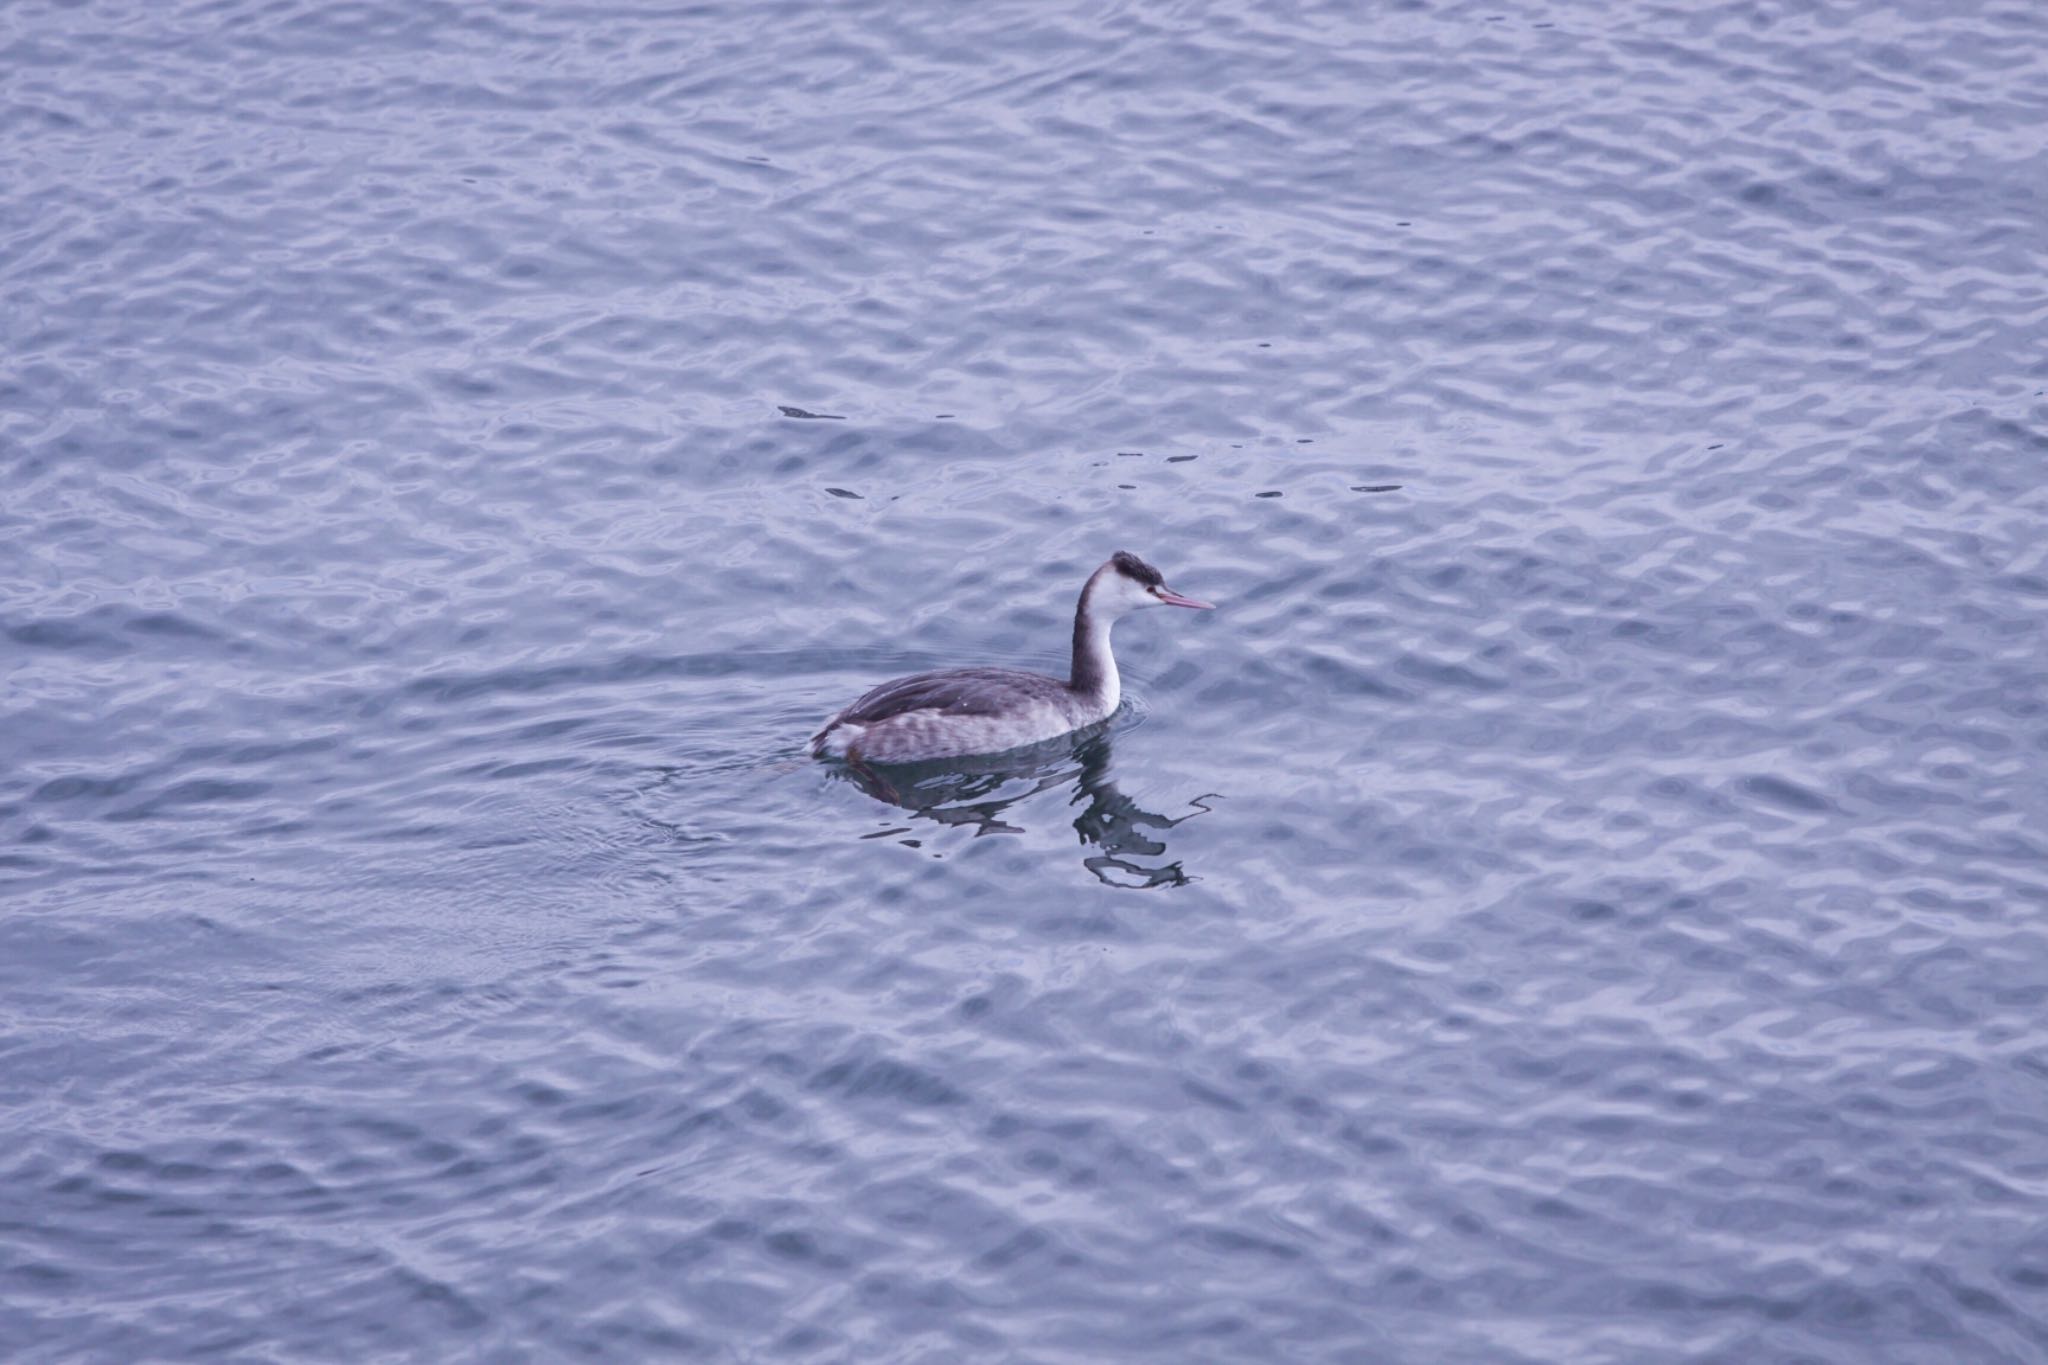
top-left (1110, 550), bottom-right (1164, 587)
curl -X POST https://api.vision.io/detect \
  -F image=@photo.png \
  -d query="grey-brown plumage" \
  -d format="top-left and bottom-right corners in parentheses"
top-left (810, 551), bottom-right (1212, 764)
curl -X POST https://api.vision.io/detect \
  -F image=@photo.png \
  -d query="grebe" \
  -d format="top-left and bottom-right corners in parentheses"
top-left (811, 551), bottom-right (1213, 764)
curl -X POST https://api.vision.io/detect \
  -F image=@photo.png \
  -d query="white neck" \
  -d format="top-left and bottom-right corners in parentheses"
top-left (1069, 566), bottom-right (1125, 709)
top-left (1076, 610), bottom-right (1119, 711)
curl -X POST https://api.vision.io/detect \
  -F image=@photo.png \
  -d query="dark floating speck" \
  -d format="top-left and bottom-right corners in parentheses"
top-left (1256, 490), bottom-right (1283, 498)
top-left (1352, 484), bottom-right (1404, 493)
top-left (1296, 438), bottom-right (1313, 444)
top-left (1166, 455), bottom-right (1199, 463)
top-left (1396, 221), bottom-right (1411, 227)
top-left (861, 827), bottom-right (912, 840)
top-left (1741, 774), bottom-right (1834, 814)
top-left (825, 487), bottom-right (862, 500)
top-left (1258, 342), bottom-right (1271, 348)
top-left (935, 413), bottom-right (955, 419)
top-left (1117, 451), bottom-right (1145, 457)
top-left (1118, 484), bottom-right (1137, 490)
top-left (1707, 443), bottom-right (1723, 450)
top-left (778, 405), bottom-right (845, 420)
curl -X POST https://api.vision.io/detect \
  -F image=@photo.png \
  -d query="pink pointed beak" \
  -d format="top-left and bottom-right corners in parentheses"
top-left (1156, 587), bottom-right (1214, 610)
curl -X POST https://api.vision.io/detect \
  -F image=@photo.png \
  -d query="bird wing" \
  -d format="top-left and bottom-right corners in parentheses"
top-left (830, 668), bottom-right (1053, 726)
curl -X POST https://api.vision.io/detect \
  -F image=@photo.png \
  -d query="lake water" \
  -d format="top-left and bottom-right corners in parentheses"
top-left (5, 0), bottom-right (2048, 1359)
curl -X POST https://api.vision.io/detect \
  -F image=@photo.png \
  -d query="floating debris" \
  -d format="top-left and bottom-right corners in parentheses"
top-left (825, 487), bottom-right (862, 499)
top-left (1351, 484), bottom-right (1403, 493)
top-left (1256, 490), bottom-right (1283, 498)
top-left (778, 405), bottom-right (845, 420)
top-left (1166, 455), bottom-right (1198, 463)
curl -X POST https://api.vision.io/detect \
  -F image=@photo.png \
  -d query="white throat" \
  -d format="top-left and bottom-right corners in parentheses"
top-left (1080, 611), bottom-right (1119, 711)
top-left (1070, 564), bottom-right (1142, 710)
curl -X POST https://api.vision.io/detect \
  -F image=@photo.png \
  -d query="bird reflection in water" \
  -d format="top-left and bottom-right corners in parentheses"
top-left (833, 732), bottom-right (1217, 888)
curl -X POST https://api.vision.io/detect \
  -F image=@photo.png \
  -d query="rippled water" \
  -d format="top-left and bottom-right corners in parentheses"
top-left (6, 0), bottom-right (2048, 1358)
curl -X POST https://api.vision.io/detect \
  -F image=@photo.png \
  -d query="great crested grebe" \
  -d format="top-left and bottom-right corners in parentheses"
top-left (810, 551), bottom-right (1212, 764)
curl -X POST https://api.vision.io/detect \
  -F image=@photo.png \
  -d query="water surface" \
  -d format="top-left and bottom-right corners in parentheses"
top-left (5, 0), bottom-right (2048, 1359)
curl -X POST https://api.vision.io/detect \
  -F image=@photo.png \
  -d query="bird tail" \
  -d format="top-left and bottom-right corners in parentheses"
top-left (810, 721), bottom-right (856, 758)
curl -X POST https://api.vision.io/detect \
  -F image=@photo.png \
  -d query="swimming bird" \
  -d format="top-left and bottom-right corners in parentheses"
top-left (810, 551), bottom-right (1213, 764)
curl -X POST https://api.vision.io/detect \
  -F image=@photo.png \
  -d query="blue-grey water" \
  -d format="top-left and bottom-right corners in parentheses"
top-left (5, 0), bottom-right (2048, 1359)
